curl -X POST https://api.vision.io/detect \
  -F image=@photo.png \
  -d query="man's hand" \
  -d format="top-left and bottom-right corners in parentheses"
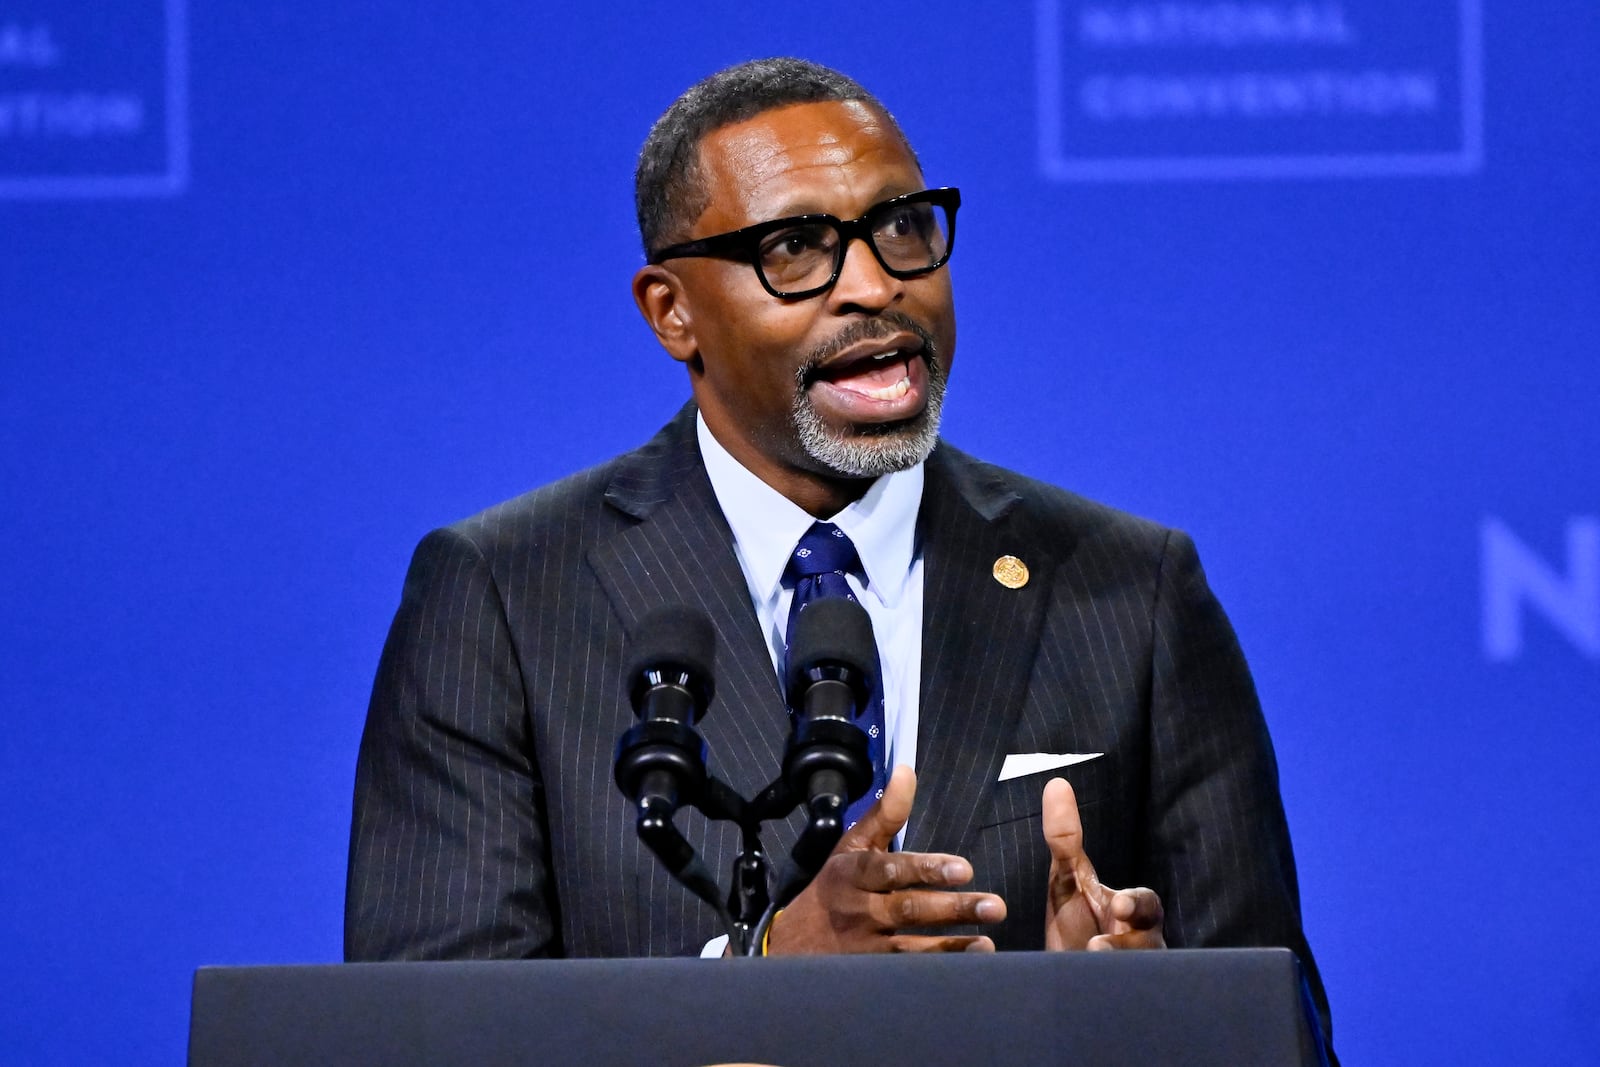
top-left (1043, 777), bottom-right (1166, 951)
top-left (767, 765), bottom-right (1006, 954)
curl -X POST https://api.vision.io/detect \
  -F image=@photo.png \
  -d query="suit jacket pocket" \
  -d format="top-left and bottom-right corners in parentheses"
top-left (976, 754), bottom-right (1112, 829)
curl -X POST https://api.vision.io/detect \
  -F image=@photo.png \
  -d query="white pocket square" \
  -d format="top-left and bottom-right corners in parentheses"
top-left (997, 752), bottom-right (1104, 782)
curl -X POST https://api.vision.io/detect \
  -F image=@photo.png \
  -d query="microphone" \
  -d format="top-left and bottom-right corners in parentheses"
top-left (613, 606), bottom-right (716, 818)
top-left (782, 597), bottom-right (876, 872)
top-left (612, 606), bottom-right (738, 943)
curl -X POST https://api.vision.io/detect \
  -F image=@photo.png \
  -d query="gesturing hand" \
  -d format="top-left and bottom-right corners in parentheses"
top-left (767, 765), bottom-right (1007, 954)
top-left (1042, 776), bottom-right (1166, 951)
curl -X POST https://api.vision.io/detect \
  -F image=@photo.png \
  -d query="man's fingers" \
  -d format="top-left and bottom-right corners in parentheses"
top-left (849, 849), bottom-right (975, 893)
top-left (1041, 776), bottom-right (1088, 865)
top-left (1087, 927), bottom-right (1167, 951)
top-left (864, 889), bottom-right (1006, 930)
top-left (1108, 887), bottom-right (1164, 931)
top-left (886, 934), bottom-right (997, 954)
top-left (1041, 778), bottom-right (1169, 953)
top-left (838, 764), bottom-right (916, 852)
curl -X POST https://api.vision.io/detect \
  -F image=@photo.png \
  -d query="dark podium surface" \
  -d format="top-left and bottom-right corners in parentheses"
top-left (190, 948), bottom-right (1325, 1066)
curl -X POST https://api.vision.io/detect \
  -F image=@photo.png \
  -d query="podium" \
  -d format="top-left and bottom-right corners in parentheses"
top-left (190, 949), bottom-right (1327, 1066)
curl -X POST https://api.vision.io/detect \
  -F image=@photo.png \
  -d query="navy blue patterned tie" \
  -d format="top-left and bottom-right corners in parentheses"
top-left (783, 522), bottom-right (888, 830)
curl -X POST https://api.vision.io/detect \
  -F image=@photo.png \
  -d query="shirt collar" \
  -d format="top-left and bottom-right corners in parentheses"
top-left (697, 412), bottom-right (923, 608)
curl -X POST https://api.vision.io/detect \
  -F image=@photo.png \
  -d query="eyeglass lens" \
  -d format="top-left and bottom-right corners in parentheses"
top-left (756, 198), bottom-right (951, 296)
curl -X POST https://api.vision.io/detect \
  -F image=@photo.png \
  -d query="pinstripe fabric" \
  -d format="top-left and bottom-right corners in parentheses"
top-left (345, 402), bottom-right (1331, 1047)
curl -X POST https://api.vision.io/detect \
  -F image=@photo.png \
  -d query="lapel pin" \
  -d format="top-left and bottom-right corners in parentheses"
top-left (992, 555), bottom-right (1029, 589)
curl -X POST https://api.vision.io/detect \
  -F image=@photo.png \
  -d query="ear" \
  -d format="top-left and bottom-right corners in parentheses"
top-left (632, 264), bottom-right (698, 365)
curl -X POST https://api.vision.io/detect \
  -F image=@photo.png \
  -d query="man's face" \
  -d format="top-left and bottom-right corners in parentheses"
top-left (641, 100), bottom-right (957, 507)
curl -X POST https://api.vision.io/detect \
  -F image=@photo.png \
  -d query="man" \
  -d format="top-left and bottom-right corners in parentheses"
top-left (346, 56), bottom-right (1331, 1044)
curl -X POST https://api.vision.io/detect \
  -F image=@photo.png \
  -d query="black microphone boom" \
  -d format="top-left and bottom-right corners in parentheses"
top-left (611, 605), bottom-right (742, 947)
top-left (612, 599), bottom-right (880, 954)
top-left (614, 605), bottom-right (716, 817)
top-left (782, 596), bottom-right (877, 876)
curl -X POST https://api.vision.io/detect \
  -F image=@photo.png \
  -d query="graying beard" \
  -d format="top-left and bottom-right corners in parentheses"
top-left (792, 363), bottom-right (946, 477)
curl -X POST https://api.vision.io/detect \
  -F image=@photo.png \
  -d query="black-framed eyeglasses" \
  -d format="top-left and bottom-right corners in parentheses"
top-left (648, 187), bottom-right (961, 300)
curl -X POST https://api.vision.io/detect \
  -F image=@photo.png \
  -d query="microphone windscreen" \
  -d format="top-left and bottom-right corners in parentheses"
top-left (785, 596), bottom-right (876, 694)
top-left (626, 605), bottom-right (717, 685)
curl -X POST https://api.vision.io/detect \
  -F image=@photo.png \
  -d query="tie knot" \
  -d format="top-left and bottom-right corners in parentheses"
top-left (785, 522), bottom-right (863, 583)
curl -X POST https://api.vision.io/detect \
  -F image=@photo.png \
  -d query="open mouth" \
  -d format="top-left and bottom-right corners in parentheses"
top-left (812, 347), bottom-right (919, 401)
top-left (806, 342), bottom-right (930, 422)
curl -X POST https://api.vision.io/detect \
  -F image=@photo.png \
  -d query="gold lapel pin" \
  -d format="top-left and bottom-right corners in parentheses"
top-left (992, 555), bottom-right (1029, 589)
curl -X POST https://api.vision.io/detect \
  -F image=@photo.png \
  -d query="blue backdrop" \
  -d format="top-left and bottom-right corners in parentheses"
top-left (3, 2), bottom-right (1596, 1063)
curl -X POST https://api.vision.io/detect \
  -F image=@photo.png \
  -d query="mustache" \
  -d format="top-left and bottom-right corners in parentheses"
top-left (796, 313), bottom-right (939, 385)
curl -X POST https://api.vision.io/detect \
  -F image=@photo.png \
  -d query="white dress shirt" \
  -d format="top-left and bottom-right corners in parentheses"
top-left (697, 413), bottom-right (924, 780)
top-left (694, 415), bottom-right (927, 956)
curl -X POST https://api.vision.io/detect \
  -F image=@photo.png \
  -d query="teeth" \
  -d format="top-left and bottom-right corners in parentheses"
top-left (859, 375), bottom-right (911, 401)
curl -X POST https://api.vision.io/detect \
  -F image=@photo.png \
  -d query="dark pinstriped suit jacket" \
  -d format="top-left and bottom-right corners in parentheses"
top-left (345, 403), bottom-right (1332, 1040)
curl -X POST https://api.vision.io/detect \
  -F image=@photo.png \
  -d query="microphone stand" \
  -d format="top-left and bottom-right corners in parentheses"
top-left (618, 760), bottom-right (870, 957)
top-left (616, 747), bottom-right (847, 957)
top-left (615, 598), bottom-right (876, 956)
top-left (695, 777), bottom-right (773, 953)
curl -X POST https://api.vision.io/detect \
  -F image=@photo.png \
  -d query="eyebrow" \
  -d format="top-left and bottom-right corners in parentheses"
top-left (762, 185), bottom-right (925, 222)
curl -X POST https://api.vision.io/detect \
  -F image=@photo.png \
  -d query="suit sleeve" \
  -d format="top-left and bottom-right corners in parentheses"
top-left (1145, 529), bottom-right (1334, 1053)
top-left (344, 527), bottom-right (559, 960)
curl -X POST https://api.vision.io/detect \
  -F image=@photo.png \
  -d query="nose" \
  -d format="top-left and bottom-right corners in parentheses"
top-left (825, 235), bottom-right (903, 313)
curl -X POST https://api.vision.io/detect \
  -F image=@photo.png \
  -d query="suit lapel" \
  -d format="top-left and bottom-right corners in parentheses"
top-left (905, 445), bottom-right (1057, 859)
top-left (584, 407), bottom-right (791, 803)
top-left (585, 417), bottom-right (1051, 863)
